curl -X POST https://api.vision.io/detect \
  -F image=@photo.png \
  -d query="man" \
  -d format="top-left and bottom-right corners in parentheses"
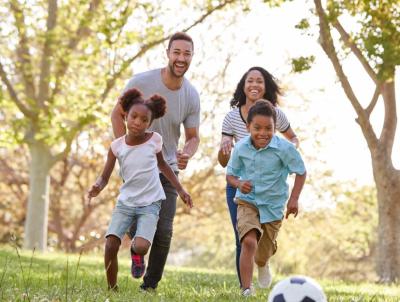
top-left (111, 32), bottom-right (200, 291)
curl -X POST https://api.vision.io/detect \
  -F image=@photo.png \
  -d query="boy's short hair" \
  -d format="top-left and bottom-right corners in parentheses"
top-left (167, 32), bottom-right (194, 50)
top-left (247, 99), bottom-right (277, 125)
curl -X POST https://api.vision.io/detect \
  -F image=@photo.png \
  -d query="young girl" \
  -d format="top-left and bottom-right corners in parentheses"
top-left (226, 100), bottom-right (306, 297)
top-left (88, 88), bottom-right (192, 290)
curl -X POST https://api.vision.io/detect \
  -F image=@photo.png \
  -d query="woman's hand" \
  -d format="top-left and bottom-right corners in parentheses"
top-left (220, 136), bottom-right (233, 155)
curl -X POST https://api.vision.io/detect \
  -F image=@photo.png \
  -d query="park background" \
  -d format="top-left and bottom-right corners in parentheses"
top-left (0, 0), bottom-right (399, 300)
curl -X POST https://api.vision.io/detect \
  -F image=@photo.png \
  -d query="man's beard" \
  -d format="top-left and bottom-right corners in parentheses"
top-left (168, 62), bottom-right (187, 78)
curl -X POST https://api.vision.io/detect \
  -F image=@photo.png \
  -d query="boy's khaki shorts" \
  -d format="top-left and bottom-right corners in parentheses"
top-left (236, 199), bottom-right (282, 266)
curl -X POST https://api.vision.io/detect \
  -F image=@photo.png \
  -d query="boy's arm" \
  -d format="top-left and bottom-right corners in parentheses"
top-left (226, 175), bottom-right (252, 194)
top-left (88, 148), bottom-right (116, 199)
top-left (226, 142), bottom-right (251, 193)
top-left (285, 172), bottom-right (307, 219)
top-left (157, 152), bottom-right (193, 208)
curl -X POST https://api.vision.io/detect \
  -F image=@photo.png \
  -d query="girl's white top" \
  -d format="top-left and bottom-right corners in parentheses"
top-left (111, 132), bottom-right (166, 207)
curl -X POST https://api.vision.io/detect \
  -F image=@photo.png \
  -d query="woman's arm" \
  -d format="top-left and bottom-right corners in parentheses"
top-left (88, 148), bottom-right (116, 199)
top-left (218, 135), bottom-right (234, 167)
top-left (282, 127), bottom-right (299, 148)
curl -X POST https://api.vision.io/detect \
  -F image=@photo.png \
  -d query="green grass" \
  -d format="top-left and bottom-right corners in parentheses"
top-left (0, 246), bottom-right (399, 301)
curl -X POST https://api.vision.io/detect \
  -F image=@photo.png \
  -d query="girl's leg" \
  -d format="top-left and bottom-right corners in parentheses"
top-left (226, 183), bottom-right (241, 286)
top-left (240, 229), bottom-right (258, 290)
top-left (132, 200), bottom-right (162, 281)
top-left (132, 237), bottom-right (151, 255)
top-left (104, 235), bottom-right (121, 289)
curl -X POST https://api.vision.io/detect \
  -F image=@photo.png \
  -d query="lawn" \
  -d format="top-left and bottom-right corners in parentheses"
top-left (0, 246), bottom-right (399, 301)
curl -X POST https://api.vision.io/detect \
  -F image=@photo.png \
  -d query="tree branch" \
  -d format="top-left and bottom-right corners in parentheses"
top-left (333, 20), bottom-right (378, 84)
top-left (9, 0), bottom-right (36, 101)
top-left (50, 0), bottom-right (102, 103)
top-left (365, 84), bottom-right (382, 117)
top-left (51, 115), bottom-right (95, 164)
top-left (314, 0), bottom-right (378, 150)
top-left (0, 61), bottom-right (35, 119)
top-left (380, 78), bottom-right (397, 150)
top-left (99, 0), bottom-right (235, 103)
top-left (38, 0), bottom-right (58, 110)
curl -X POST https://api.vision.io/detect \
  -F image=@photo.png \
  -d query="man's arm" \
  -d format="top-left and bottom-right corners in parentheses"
top-left (111, 101), bottom-right (126, 138)
top-left (177, 127), bottom-right (200, 170)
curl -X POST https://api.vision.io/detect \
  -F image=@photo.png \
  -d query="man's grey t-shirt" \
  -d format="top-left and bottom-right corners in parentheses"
top-left (123, 68), bottom-right (200, 171)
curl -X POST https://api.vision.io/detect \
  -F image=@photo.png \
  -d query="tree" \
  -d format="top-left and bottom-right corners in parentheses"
top-left (0, 0), bottom-right (235, 251)
top-left (312, 0), bottom-right (399, 282)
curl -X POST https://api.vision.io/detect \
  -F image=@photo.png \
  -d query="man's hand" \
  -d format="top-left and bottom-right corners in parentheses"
top-left (176, 150), bottom-right (190, 170)
top-left (238, 180), bottom-right (252, 194)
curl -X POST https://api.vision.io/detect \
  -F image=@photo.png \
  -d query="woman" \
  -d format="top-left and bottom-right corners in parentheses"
top-left (218, 66), bottom-right (299, 287)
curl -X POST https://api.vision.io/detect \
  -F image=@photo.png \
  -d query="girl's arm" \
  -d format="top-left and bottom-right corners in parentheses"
top-left (218, 135), bottom-right (234, 167)
top-left (111, 101), bottom-right (126, 138)
top-left (285, 172), bottom-right (307, 219)
top-left (88, 148), bottom-right (116, 200)
top-left (157, 152), bottom-right (193, 208)
top-left (282, 127), bottom-right (299, 148)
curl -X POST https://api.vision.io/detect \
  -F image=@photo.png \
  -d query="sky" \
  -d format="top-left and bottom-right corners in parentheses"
top-left (131, 0), bottom-right (399, 187)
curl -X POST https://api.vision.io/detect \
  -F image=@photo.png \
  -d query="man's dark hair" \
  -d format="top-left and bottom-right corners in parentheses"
top-left (167, 32), bottom-right (194, 50)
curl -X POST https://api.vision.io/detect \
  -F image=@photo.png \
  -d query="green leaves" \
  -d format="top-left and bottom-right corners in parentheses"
top-left (326, 0), bottom-right (400, 79)
top-left (291, 55), bottom-right (315, 73)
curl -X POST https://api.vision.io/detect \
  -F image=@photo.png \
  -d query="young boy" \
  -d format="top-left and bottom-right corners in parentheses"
top-left (226, 100), bottom-right (306, 297)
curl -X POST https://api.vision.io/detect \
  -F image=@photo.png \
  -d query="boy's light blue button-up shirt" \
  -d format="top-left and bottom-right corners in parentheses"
top-left (227, 135), bottom-right (306, 223)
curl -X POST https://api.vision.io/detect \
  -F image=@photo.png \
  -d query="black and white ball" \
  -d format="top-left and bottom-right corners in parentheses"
top-left (268, 275), bottom-right (327, 302)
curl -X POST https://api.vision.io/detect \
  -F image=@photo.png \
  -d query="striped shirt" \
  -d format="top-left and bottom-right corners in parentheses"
top-left (222, 106), bottom-right (290, 143)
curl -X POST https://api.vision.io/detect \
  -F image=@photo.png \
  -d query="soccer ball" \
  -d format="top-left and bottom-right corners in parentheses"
top-left (268, 275), bottom-right (327, 302)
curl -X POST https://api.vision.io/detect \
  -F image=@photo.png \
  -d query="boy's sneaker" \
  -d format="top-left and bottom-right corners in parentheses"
top-left (257, 264), bottom-right (272, 288)
top-left (130, 247), bottom-right (145, 278)
top-left (241, 286), bottom-right (255, 297)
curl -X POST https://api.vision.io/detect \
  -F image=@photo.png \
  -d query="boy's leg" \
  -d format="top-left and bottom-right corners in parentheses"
top-left (236, 201), bottom-right (263, 290)
top-left (255, 220), bottom-right (282, 288)
top-left (240, 229), bottom-right (258, 290)
top-left (226, 183), bottom-right (241, 287)
top-left (254, 220), bottom-right (282, 266)
top-left (104, 235), bottom-right (121, 289)
top-left (142, 173), bottom-right (178, 289)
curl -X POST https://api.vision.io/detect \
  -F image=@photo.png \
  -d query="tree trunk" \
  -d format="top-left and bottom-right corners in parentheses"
top-left (372, 153), bottom-right (400, 282)
top-left (23, 142), bottom-right (52, 251)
